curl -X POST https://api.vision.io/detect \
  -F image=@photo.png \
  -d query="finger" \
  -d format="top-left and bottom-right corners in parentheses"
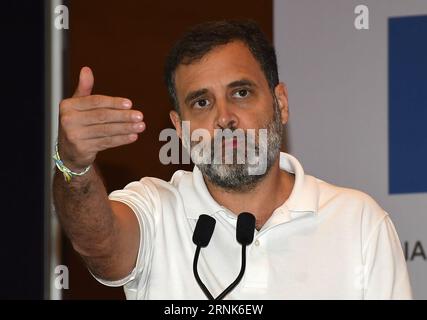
top-left (79, 122), bottom-right (146, 139)
top-left (88, 134), bottom-right (139, 152)
top-left (71, 95), bottom-right (133, 111)
top-left (77, 109), bottom-right (143, 125)
top-left (73, 66), bottom-right (94, 98)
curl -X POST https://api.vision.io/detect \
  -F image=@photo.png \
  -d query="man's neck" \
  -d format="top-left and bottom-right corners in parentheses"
top-left (203, 156), bottom-right (295, 230)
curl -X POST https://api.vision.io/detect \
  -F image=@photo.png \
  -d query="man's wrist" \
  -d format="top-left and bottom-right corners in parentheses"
top-left (53, 142), bottom-right (92, 183)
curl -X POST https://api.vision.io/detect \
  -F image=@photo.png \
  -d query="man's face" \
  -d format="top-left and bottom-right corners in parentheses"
top-left (174, 41), bottom-right (279, 135)
top-left (170, 41), bottom-right (289, 191)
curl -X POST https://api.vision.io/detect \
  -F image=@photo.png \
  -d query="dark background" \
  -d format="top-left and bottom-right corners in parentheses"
top-left (1, 2), bottom-right (46, 299)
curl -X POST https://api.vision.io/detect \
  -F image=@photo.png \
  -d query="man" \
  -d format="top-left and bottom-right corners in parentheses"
top-left (53, 20), bottom-right (412, 299)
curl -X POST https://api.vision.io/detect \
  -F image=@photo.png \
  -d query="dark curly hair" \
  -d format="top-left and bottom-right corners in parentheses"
top-left (164, 20), bottom-right (279, 112)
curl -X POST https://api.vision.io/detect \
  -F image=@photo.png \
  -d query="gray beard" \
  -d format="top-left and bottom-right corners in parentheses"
top-left (191, 100), bottom-right (283, 192)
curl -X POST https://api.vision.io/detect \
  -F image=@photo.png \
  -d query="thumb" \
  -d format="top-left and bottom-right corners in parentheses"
top-left (73, 66), bottom-right (94, 97)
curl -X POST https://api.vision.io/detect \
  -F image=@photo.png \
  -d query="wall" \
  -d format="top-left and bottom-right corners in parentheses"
top-left (274, 0), bottom-right (427, 299)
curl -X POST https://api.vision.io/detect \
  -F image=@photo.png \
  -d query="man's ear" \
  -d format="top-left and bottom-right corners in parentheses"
top-left (169, 110), bottom-right (182, 139)
top-left (274, 82), bottom-right (289, 125)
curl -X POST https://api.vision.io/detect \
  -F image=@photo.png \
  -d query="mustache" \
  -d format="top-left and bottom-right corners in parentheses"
top-left (190, 130), bottom-right (263, 155)
top-left (191, 127), bottom-right (269, 144)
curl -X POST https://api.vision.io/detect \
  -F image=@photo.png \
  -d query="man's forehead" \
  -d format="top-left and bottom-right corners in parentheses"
top-left (174, 41), bottom-right (266, 94)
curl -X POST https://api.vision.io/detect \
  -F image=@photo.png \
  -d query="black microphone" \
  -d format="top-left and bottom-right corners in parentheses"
top-left (192, 214), bottom-right (216, 300)
top-left (215, 212), bottom-right (256, 300)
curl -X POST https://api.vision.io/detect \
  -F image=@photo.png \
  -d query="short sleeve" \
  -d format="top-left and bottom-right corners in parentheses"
top-left (363, 214), bottom-right (413, 299)
top-left (90, 179), bottom-right (159, 299)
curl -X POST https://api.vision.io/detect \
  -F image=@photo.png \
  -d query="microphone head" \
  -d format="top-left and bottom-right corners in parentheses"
top-left (192, 214), bottom-right (216, 247)
top-left (236, 212), bottom-right (256, 245)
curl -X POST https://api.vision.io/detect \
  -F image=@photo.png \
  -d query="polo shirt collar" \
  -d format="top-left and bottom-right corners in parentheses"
top-left (185, 152), bottom-right (319, 219)
top-left (280, 152), bottom-right (319, 214)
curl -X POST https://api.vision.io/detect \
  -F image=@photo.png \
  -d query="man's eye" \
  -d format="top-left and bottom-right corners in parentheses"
top-left (194, 99), bottom-right (210, 108)
top-left (232, 89), bottom-right (250, 98)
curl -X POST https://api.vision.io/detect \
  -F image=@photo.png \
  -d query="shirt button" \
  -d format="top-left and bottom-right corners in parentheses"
top-left (254, 239), bottom-right (260, 246)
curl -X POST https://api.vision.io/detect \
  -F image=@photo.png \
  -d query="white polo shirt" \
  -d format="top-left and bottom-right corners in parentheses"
top-left (96, 152), bottom-right (412, 300)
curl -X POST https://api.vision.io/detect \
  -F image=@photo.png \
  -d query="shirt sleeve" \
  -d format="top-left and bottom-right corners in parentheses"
top-left (90, 179), bottom-right (159, 299)
top-left (363, 214), bottom-right (413, 299)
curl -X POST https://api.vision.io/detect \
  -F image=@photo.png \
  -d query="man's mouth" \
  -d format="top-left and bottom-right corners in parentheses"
top-left (222, 137), bottom-right (238, 150)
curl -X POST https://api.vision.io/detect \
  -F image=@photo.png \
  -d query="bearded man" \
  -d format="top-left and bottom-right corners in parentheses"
top-left (53, 20), bottom-right (412, 300)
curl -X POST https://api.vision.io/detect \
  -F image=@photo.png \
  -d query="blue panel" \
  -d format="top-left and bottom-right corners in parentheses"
top-left (389, 15), bottom-right (427, 194)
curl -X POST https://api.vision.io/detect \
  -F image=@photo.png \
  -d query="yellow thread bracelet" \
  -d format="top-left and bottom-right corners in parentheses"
top-left (53, 142), bottom-right (91, 183)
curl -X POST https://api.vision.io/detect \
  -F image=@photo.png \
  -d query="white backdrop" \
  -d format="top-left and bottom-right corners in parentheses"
top-left (274, 0), bottom-right (427, 299)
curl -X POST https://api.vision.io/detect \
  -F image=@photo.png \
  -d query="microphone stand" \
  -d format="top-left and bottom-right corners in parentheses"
top-left (215, 212), bottom-right (255, 300)
top-left (193, 246), bottom-right (214, 300)
top-left (192, 212), bottom-right (255, 300)
top-left (215, 244), bottom-right (246, 300)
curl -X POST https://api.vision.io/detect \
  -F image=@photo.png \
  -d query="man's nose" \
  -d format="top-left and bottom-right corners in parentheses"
top-left (214, 99), bottom-right (238, 129)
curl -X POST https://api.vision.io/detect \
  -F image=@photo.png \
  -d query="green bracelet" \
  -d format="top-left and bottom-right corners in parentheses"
top-left (53, 142), bottom-right (91, 183)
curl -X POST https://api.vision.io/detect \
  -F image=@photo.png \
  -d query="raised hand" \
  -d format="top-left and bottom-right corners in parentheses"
top-left (57, 66), bottom-right (145, 171)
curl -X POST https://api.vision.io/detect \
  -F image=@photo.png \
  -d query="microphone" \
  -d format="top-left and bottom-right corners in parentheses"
top-left (192, 214), bottom-right (216, 300)
top-left (215, 212), bottom-right (256, 300)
